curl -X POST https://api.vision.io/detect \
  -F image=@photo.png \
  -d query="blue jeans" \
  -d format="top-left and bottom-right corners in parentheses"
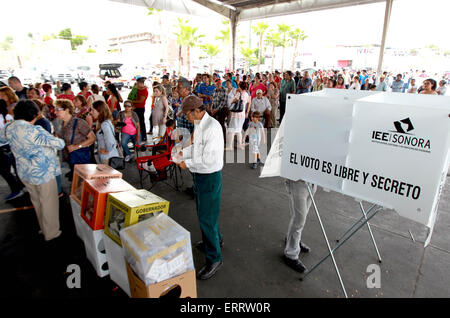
top-left (121, 133), bottom-right (137, 156)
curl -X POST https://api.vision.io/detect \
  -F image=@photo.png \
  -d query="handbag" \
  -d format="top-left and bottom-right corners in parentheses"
top-left (103, 120), bottom-right (125, 170)
top-left (69, 118), bottom-right (91, 165)
top-left (229, 94), bottom-right (244, 113)
top-left (108, 156), bottom-right (125, 170)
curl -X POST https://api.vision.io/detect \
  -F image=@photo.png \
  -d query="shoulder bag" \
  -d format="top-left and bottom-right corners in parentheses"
top-left (69, 118), bottom-right (91, 165)
top-left (229, 93), bottom-right (244, 113)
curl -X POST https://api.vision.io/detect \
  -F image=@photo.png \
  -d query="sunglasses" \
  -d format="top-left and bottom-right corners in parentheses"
top-left (124, 104), bottom-right (132, 107)
top-left (55, 107), bottom-right (65, 112)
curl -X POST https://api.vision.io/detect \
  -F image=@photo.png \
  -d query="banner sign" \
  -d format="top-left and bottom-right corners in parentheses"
top-left (277, 90), bottom-right (450, 236)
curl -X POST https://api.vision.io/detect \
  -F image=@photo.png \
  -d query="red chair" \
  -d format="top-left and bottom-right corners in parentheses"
top-left (135, 129), bottom-right (182, 191)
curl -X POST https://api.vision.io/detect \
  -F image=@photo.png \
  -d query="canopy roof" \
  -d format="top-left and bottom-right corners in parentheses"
top-left (110, 0), bottom-right (386, 21)
top-left (109, 0), bottom-right (393, 73)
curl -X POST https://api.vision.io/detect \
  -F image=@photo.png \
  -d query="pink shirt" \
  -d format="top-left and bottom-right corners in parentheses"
top-left (122, 117), bottom-right (137, 136)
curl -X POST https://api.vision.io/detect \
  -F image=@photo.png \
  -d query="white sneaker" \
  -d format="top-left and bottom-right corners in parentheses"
top-left (125, 155), bottom-right (132, 162)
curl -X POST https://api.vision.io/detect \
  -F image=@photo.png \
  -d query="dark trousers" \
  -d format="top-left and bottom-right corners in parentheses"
top-left (213, 107), bottom-right (229, 143)
top-left (279, 99), bottom-right (287, 123)
top-left (0, 145), bottom-right (24, 193)
top-left (149, 113), bottom-right (153, 133)
top-left (193, 171), bottom-right (223, 264)
top-left (134, 108), bottom-right (147, 141)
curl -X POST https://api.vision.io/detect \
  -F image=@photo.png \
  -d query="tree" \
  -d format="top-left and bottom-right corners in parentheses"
top-left (43, 34), bottom-right (57, 41)
top-left (240, 47), bottom-right (257, 73)
top-left (215, 19), bottom-right (232, 70)
top-left (252, 22), bottom-right (269, 73)
top-left (288, 28), bottom-right (307, 71)
top-left (58, 28), bottom-right (88, 50)
top-left (174, 18), bottom-right (205, 77)
top-left (265, 31), bottom-right (282, 73)
top-left (277, 23), bottom-right (291, 72)
top-left (200, 44), bottom-right (222, 74)
top-left (0, 36), bottom-right (13, 51)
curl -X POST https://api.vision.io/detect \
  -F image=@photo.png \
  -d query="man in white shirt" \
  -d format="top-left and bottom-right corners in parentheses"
top-left (177, 95), bottom-right (225, 280)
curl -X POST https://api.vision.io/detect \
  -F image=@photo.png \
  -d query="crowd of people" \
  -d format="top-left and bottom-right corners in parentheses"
top-left (1, 67), bottom-right (448, 200)
top-left (0, 66), bottom-right (448, 277)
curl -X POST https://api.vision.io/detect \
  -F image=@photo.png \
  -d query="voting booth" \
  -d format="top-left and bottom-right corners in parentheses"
top-left (263, 89), bottom-right (450, 297)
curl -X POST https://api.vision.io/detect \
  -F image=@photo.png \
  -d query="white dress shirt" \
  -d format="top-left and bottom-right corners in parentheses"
top-left (251, 96), bottom-right (272, 113)
top-left (182, 112), bottom-right (224, 174)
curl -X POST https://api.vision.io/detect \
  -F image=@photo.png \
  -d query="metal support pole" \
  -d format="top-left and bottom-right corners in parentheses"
top-left (230, 11), bottom-right (238, 71)
top-left (302, 205), bottom-right (383, 282)
top-left (336, 203), bottom-right (377, 243)
top-left (359, 202), bottom-right (382, 263)
top-left (376, 0), bottom-right (394, 78)
top-left (305, 183), bottom-right (348, 298)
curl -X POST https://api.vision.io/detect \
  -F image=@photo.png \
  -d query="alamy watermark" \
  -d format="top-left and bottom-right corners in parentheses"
top-left (66, 264), bottom-right (81, 289)
top-left (366, 264), bottom-right (381, 289)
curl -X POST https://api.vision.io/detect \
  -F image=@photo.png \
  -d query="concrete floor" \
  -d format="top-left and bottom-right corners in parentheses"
top-left (0, 151), bottom-right (449, 298)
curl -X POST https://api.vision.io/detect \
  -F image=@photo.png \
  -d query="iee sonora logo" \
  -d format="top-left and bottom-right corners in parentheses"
top-left (371, 117), bottom-right (431, 153)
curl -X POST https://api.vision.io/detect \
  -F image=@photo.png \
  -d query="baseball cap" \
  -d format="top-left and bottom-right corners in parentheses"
top-left (162, 74), bottom-right (169, 80)
top-left (256, 89), bottom-right (263, 94)
top-left (135, 76), bottom-right (147, 82)
top-left (176, 95), bottom-right (203, 117)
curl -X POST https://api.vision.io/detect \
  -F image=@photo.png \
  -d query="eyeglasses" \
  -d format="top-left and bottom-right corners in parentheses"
top-left (55, 107), bottom-right (64, 112)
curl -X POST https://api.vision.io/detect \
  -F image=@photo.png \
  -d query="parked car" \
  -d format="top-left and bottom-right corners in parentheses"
top-left (99, 63), bottom-right (125, 90)
top-left (41, 69), bottom-right (76, 84)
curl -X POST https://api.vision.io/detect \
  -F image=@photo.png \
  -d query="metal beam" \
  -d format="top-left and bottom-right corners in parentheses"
top-left (191, 0), bottom-right (233, 18)
top-left (238, 0), bottom-right (385, 21)
top-left (376, 0), bottom-right (393, 78)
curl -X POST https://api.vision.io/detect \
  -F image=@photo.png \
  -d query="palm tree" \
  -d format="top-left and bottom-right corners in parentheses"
top-left (277, 23), bottom-right (291, 72)
top-left (289, 28), bottom-right (308, 71)
top-left (265, 31), bottom-right (282, 73)
top-left (200, 44), bottom-right (222, 74)
top-left (174, 18), bottom-right (205, 77)
top-left (240, 47), bottom-right (257, 73)
top-left (252, 22), bottom-right (269, 73)
top-left (215, 19), bottom-right (232, 70)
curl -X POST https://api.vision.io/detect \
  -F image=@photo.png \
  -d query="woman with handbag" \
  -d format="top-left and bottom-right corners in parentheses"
top-left (55, 99), bottom-right (96, 181)
top-left (152, 84), bottom-right (169, 139)
top-left (225, 81), bottom-right (249, 151)
top-left (117, 100), bottom-right (140, 162)
top-left (91, 100), bottom-right (120, 164)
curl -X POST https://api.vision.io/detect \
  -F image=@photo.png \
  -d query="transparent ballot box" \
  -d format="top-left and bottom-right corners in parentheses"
top-left (120, 213), bottom-right (194, 286)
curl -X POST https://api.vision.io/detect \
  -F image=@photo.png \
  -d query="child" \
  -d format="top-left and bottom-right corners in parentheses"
top-left (169, 87), bottom-right (182, 120)
top-left (152, 119), bottom-right (175, 156)
top-left (243, 111), bottom-right (266, 169)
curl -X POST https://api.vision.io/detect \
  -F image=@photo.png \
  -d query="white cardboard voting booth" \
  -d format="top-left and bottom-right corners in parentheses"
top-left (262, 89), bottom-right (450, 297)
top-left (279, 89), bottom-right (450, 236)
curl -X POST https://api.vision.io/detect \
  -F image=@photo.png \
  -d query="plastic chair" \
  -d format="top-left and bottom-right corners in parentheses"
top-left (135, 129), bottom-right (182, 191)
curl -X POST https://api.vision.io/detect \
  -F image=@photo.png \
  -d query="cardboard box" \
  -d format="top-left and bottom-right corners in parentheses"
top-left (126, 262), bottom-right (197, 298)
top-left (71, 164), bottom-right (123, 205)
top-left (104, 189), bottom-right (170, 246)
top-left (120, 213), bottom-right (194, 286)
top-left (104, 233), bottom-right (131, 296)
top-left (81, 178), bottom-right (135, 230)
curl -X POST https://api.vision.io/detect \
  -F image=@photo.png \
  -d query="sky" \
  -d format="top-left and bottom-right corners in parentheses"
top-left (1, 0), bottom-right (450, 50)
